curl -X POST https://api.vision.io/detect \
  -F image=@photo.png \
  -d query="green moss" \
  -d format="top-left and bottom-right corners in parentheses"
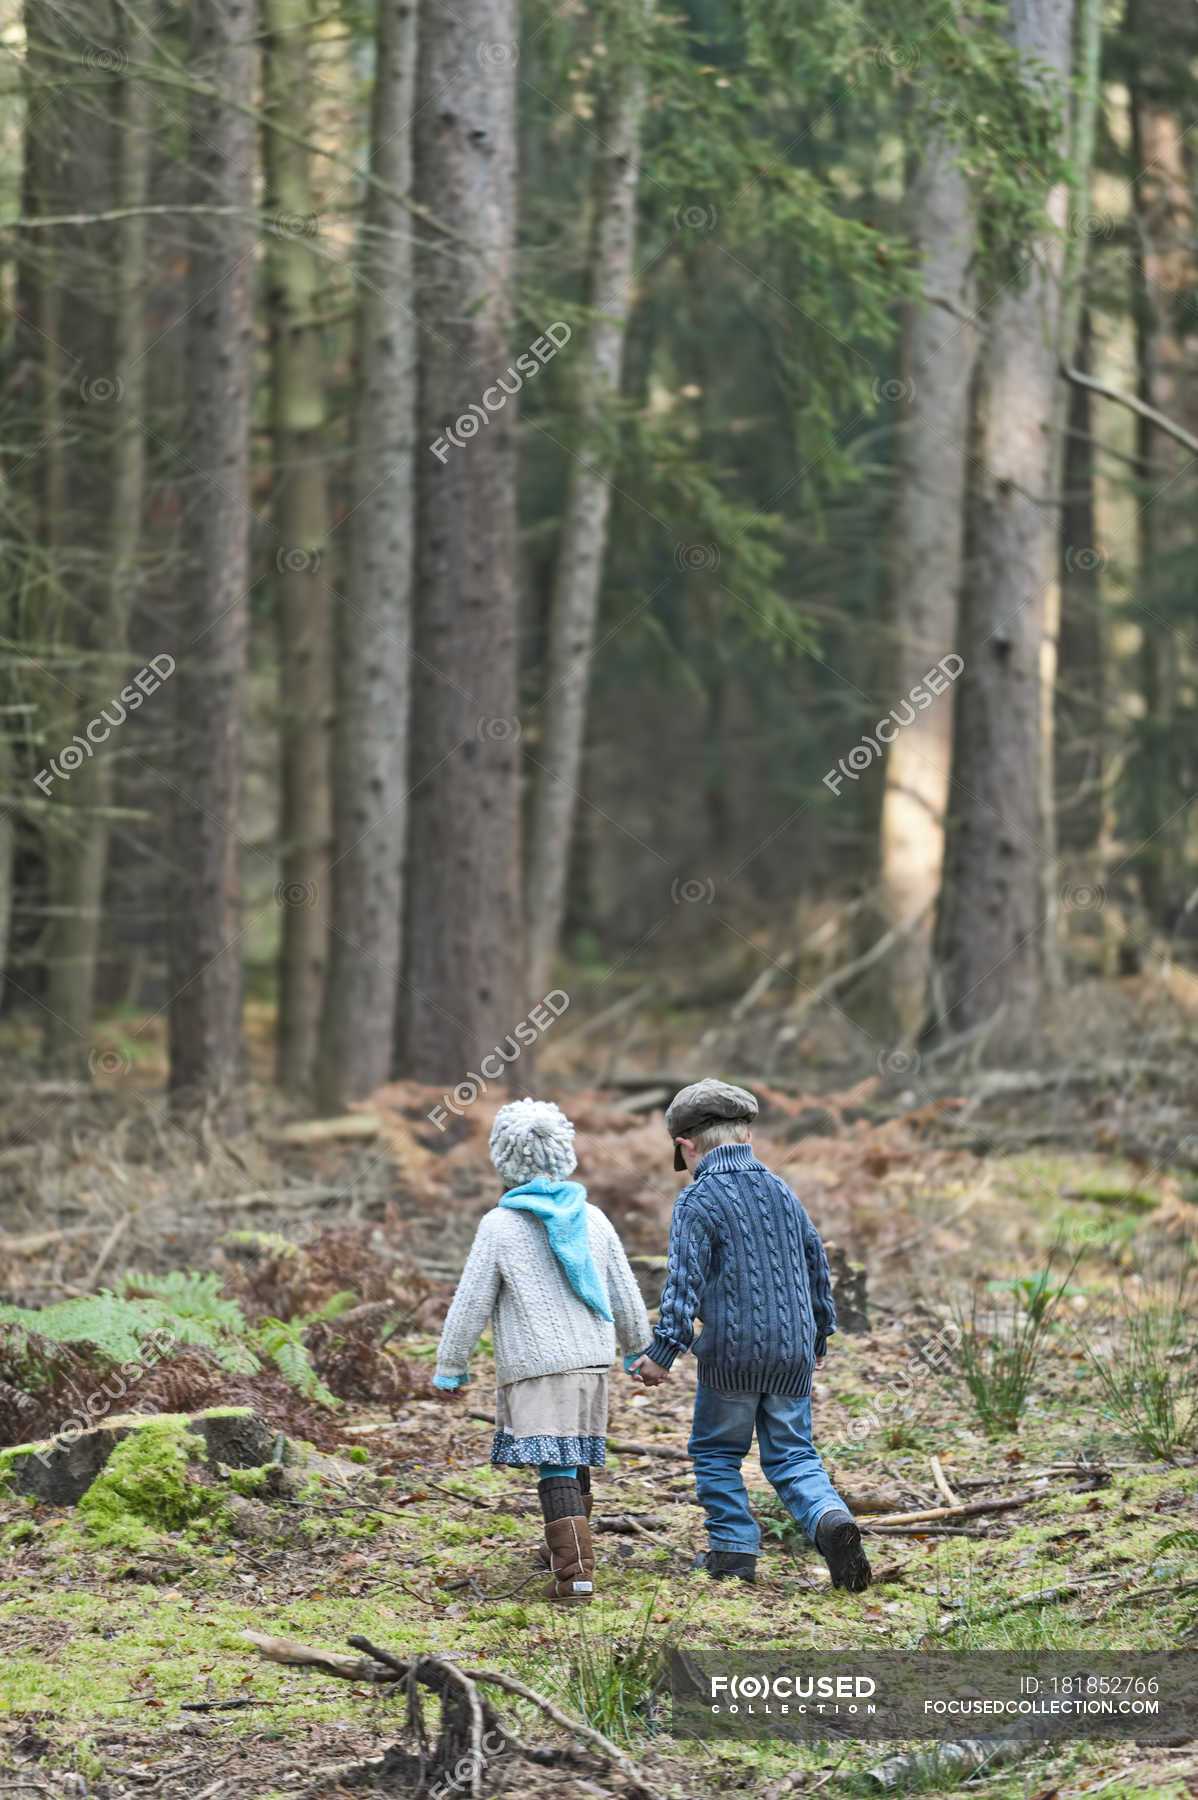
top-left (77, 1419), bottom-right (230, 1549)
top-left (228, 1465), bottom-right (270, 1497)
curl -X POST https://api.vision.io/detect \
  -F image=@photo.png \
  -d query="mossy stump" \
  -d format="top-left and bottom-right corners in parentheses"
top-left (1, 1407), bottom-right (283, 1507)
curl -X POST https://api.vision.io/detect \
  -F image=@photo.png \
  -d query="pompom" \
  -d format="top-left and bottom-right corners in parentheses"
top-left (489, 1097), bottom-right (577, 1185)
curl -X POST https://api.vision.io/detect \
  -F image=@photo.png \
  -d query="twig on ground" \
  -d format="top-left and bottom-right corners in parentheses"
top-left (241, 1631), bottom-right (663, 1799)
top-left (924, 1571), bottom-right (1124, 1636)
top-left (929, 1455), bottom-right (960, 1507)
top-left (460, 1663), bottom-right (663, 1800)
top-left (1080, 1578), bottom-right (1198, 1621)
top-left (762, 1766), bottom-right (838, 1800)
top-left (84, 1213), bottom-right (130, 1288)
top-left (180, 1698), bottom-right (267, 1712)
top-left (422, 1476), bottom-right (497, 1511)
top-left (862, 1489), bottom-right (1043, 1528)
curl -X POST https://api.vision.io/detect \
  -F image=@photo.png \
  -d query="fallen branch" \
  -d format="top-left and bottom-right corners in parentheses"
top-left (790, 905), bottom-right (933, 1026)
top-left (929, 1455), bottom-right (960, 1508)
top-left (242, 1630), bottom-right (389, 1683)
top-left (0, 1224), bottom-right (98, 1255)
top-left (180, 1697), bottom-right (267, 1712)
top-left (593, 1513), bottom-right (670, 1536)
top-left (84, 1214), bottom-right (130, 1289)
top-left (1080, 1577), bottom-right (1198, 1621)
top-left (460, 1662), bottom-right (663, 1799)
top-left (242, 1631), bottom-right (663, 1799)
top-left (867, 1732), bottom-right (1030, 1791)
top-left (862, 1488), bottom-right (1043, 1528)
top-left (266, 1112), bottom-right (382, 1145)
top-left (924, 1570), bottom-right (1123, 1636)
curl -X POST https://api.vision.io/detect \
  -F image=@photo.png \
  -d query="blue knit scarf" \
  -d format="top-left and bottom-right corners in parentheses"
top-left (498, 1176), bottom-right (613, 1322)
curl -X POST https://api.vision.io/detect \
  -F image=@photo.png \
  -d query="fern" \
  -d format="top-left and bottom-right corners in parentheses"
top-left (219, 1229), bottom-right (300, 1261)
top-left (301, 1291), bottom-right (358, 1326)
top-left (0, 1272), bottom-right (339, 1409)
top-left (0, 1295), bottom-right (161, 1364)
top-left (253, 1317), bottom-right (337, 1407)
top-left (122, 1270), bottom-right (248, 1334)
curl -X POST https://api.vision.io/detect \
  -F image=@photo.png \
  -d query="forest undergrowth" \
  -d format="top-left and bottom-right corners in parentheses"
top-left (0, 986), bottom-right (1195, 1798)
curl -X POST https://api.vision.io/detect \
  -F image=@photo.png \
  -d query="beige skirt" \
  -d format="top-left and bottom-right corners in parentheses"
top-left (492, 1367), bottom-right (609, 1468)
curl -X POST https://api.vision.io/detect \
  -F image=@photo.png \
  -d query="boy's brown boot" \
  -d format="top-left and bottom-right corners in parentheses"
top-left (542, 1514), bottom-right (595, 1603)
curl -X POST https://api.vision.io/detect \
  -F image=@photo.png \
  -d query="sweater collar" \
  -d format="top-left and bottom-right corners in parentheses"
top-left (692, 1142), bottom-right (760, 1179)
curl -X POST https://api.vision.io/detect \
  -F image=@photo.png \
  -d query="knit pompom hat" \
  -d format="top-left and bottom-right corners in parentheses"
top-left (489, 1097), bottom-right (578, 1186)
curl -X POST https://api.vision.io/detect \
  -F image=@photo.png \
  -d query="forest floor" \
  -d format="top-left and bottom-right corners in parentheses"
top-left (1, 974), bottom-right (1196, 1799)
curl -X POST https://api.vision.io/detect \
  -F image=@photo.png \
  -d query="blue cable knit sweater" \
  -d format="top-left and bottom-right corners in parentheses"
top-left (647, 1143), bottom-right (837, 1397)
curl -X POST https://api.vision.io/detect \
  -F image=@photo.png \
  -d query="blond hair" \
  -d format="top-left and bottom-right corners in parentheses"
top-left (689, 1119), bottom-right (752, 1156)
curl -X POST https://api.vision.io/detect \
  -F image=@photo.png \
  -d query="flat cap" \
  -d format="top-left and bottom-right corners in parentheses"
top-left (665, 1078), bottom-right (758, 1170)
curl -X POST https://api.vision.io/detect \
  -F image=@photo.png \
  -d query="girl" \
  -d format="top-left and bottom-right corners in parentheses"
top-left (434, 1097), bottom-right (653, 1602)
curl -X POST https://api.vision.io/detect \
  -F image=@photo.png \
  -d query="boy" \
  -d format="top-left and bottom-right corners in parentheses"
top-left (630, 1078), bottom-right (870, 1592)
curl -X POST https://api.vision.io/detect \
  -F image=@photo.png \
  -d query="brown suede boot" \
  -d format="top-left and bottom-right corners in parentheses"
top-left (543, 1513), bottom-right (595, 1603)
top-left (535, 1489), bottom-right (592, 1565)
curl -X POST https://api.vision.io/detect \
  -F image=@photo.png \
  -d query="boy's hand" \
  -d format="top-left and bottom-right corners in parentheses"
top-left (628, 1353), bottom-right (670, 1387)
top-left (815, 1356), bottom-right (825, 1371)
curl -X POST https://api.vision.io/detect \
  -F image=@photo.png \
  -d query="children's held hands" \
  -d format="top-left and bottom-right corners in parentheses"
top-left (815, 1356), bottom-right (825, 1371)
top-left (628, 1353), bottom-right (670, 1386)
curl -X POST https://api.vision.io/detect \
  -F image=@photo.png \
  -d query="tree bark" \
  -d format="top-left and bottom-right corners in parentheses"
top-left (20, 0), bottom-right (118, 1071)
top-left (167, 0), bottom-right (255, 1127)
top-left (877, 139), bottom-right (977, 1038)
top-left (1127, 0), bottom-right (1198, 923)
top-left (524, 0), bottom-right (650, 1002)
top-left (398, 0), bottom-right (522, 1082)
top-left (316, 0), bottom-right (416, 1110)
top-left (264, 0), bottom-right (334, 1095)
top-left (42, 19), bottom-right (149, 1073)
top-left (931, 0), bottom-right (1074, 1048)
top-left (1056, 312), bottom-right (1104, 854)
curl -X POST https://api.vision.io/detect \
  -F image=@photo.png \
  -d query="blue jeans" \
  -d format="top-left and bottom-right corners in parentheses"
top-left (688, 1384), bottom-right (846, 1554)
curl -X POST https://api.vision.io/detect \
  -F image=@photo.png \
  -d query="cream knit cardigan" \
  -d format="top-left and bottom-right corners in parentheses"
top-left (435, 1204), bottom-right (652, 1388)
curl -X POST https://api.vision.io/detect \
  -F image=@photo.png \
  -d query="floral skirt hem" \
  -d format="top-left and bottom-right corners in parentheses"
top-left (490, 1430), bottom-right (606, 1469)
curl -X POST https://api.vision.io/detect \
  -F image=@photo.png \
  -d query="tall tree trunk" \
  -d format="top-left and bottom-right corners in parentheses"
top-left (932, 0), bottom-right (1074, 1047)
top-left (1056, 311), bottom-right (1104, 854)
top-left (1128, 0), bottom-right (1198, 923)
top-left (316, 0), bottom-right (416, 1110)
top-left (21, 0), bottom-right (117, 1070)
top-left (1041, 0), bottom-right (1103, 984)
top-left (264, 0), bottom-right (334, 1095)
top-left (167, 0), bottom-right (255, 1126)
top-left (524, 0), bottom-right (650, 1001)
top-left (398, 0), bottom-right (521, 1082)
top-left (42, 18), bottom-right (149, 1072)
top-left (877, 140), bottom-right (977, 1038)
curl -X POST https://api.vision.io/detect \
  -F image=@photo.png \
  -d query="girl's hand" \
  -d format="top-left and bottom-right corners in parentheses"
top-left (628, 1353), bottom-right (670, 1387)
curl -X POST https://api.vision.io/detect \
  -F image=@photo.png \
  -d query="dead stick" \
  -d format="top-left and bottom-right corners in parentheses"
top-left (1080, 1578), bottom-right (1198, 1621)
top-left (862, 1488), bottom-right (1043, 1528)
top-left (929, 1455), bottom-right (960, 1508)
top-left (84, 1214), bottom-right (129, 1289)
top-left (349, 1641), bottom-right (486, 1800)
top-left (460, 1665), bottom-right (662, 1800)
top-left (241, 1629), bottom-right (390, 1683)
